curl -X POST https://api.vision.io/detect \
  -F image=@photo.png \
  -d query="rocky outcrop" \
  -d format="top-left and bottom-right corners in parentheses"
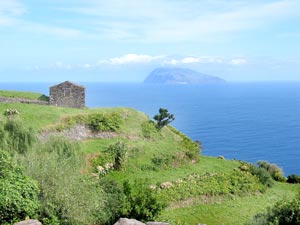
top-left (114, 218), bottom-right (146, 225)
top-left (13, 219), bottom-right (42, 225)
top-left (39, 124), bottom-right (118, 142)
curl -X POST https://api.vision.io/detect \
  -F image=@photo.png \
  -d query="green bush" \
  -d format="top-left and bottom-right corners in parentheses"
top-left (246, 164), bottom-right (274, 187)
top-left (18, 140), bottom-right (107, 225)
top-left (156, 171), bottom-right (265, 203)
top-left (287, 174), bottom-right (300, 184)
top-left (88, 112), bottom-right (122, 132)
top-left (151, 153), bottom-right (174, 169)
top-left (42, 136), bottom-right (80, 159)
top-left (122, 180), bottom-right (166, 221)
top-left (1, 119), bottom-right (36, 154)
top-left (99, 178), bottom-right (127, 225)
top-left (257, 161), bottom-right (286, 182)
top-left (247, 193), bottom-right (300, 225)
top-left (0, 150), bottom-right (40, 224)
top-left (105, 141), bottom-right (128, 170)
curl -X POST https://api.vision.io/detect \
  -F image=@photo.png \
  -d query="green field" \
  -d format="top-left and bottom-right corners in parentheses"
top-left (1, 90), bottom-right (299, 225)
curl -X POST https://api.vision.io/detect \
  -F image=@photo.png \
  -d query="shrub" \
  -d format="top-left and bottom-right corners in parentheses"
top-left (257, 161), bottom-right (286, 182)
top-left (151, 153), bottom-right (174, 169)
top-left (2, 119), bottom-right (36, 154)
top-left (0, 150), bottom-right (40, 224)
top-left (3, 108), bottom-right (19, 117)
top-left (18, 140), bottom-right (107, 225)
top-left (42, 136), bottom-right (80, 159)
top-left (287, 174), bottom-right (300, 184)
top-left (105, 141), bottom-right (128, 170)
top-left (247, 164), bottom-right (274, 187)
top-left (122, 180), bottom-right (166, 221)
top-left (247, 193), bottom-right (300, 225)
top-left (87, 112), bottom-right (122, 132)
top-left (99, 178), bottom-right (127, 225)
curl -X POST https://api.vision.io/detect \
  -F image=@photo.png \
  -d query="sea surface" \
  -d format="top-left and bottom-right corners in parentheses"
top-left (1, 82), bottom-right (300, 175)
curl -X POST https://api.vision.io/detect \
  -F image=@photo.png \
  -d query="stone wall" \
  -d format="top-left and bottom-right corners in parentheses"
top-left (49, 81), bottom-right (85, 108)
top-left (0, 96), bottom-right (49, 105)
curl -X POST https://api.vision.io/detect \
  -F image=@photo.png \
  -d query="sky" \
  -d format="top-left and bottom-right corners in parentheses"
top-left (0, 0), bottom-right (300, 82)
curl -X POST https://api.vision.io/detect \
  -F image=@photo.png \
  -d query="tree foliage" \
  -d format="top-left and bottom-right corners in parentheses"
top-left (0, 150), bottom-right (40, 224)
top-left (153, 108), bottom-right (175, 130)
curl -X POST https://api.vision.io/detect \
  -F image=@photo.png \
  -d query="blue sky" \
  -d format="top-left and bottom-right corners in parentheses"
top-left (0, 0), bottom-right (300, 82)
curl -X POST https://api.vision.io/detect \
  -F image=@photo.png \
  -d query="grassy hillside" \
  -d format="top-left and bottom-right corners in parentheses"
top-left (0, 90), bottom-right (299, 225)
top-left (0, 90), bottom-right (49, 101)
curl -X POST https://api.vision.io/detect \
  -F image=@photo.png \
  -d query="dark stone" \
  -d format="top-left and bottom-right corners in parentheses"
top-left (49, 81), bottom-right (85, 108)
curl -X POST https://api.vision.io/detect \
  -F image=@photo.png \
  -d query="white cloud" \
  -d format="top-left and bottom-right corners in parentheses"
top-left (164, 56), bottom-right (224, 65)
top-left (98, 54), bottom-right (164, 65)
top-left (230, 58), bottom-right (247, 65)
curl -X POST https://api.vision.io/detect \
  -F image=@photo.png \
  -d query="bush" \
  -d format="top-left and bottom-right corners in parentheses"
top-left (122, 180), bottom-right (166, 221)
top-left (257, 161), bottom-right (286, 182)
top-left (287, 174), bottom-right (300, 184)
top-left (247, 193), bottom-right (300, 225)
top-left (99, 178), bottom-right (127, 225)
top-left (18, 140), bottom-right (107, 225)
top-left (105, 141), bottom-right (128, 170)
top-left (1, 119), bottom-right (36, 154)
top-left (247, 164), bottom-right (274, 187)
top-left (87, 112), bottom-right (122, 132)
top-left (0, 150), bottom-right (40, 224)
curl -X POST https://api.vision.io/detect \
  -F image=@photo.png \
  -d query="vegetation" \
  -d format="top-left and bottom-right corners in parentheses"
top-left (0, 150), bottom-right (40, 224)
top-left (153, 108), bottom-right (175, 130)
top-left (287, 174), bottom-right (300, 184)
top-left (0, 92), bottom-right (300, 225)
top-left (247, 193), bottom-right (300, 225)
top-left (0, 90), bottom-right (48, 101)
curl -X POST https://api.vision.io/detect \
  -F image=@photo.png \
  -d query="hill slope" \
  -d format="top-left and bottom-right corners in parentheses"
top-left (0, 90), bottom-right (299, 225)
top-left (144, 67), bottom-right (225, 84)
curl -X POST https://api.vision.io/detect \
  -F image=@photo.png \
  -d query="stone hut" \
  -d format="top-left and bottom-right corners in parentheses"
top-left (49, 81), bottom-right (85, 108)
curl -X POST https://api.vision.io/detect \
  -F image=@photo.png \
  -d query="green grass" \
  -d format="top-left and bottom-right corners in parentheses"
top-left (1, 98), bottom-right (300, 225)
top-left (158, 182), bottom-right (300, 225)
top-left (0, 90), bottom-right (49, 101)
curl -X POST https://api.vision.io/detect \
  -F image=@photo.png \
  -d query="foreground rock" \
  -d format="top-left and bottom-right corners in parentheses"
top-left (114, 218), bottom-right (146, 225)
top-left (14, 220), bottom-right (42, 225)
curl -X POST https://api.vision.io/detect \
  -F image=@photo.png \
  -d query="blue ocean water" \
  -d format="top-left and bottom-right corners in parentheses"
top-left (1, 82), bottom-right (300, 175)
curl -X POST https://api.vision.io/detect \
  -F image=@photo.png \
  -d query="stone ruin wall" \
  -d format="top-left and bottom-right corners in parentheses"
top-left (49, 82), bottom-right (85, 109)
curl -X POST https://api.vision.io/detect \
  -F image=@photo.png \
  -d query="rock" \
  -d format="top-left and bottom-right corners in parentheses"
top-left (114, 218), bottom-right (146, 225)
top-left (14, 219), bottom-right (42, 225)
top-left (147, 222), bottom-right (170, 225)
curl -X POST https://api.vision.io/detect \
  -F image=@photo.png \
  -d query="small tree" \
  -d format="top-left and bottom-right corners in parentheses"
top-left (153, 108), bottom-right (175, 130)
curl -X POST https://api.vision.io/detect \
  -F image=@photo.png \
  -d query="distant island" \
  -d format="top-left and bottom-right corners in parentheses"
top-left (144, 67), bottom-right (226, 84)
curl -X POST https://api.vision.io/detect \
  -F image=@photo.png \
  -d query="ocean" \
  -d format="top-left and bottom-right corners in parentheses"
top-left (1, 82), bottom-right (300, 175)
